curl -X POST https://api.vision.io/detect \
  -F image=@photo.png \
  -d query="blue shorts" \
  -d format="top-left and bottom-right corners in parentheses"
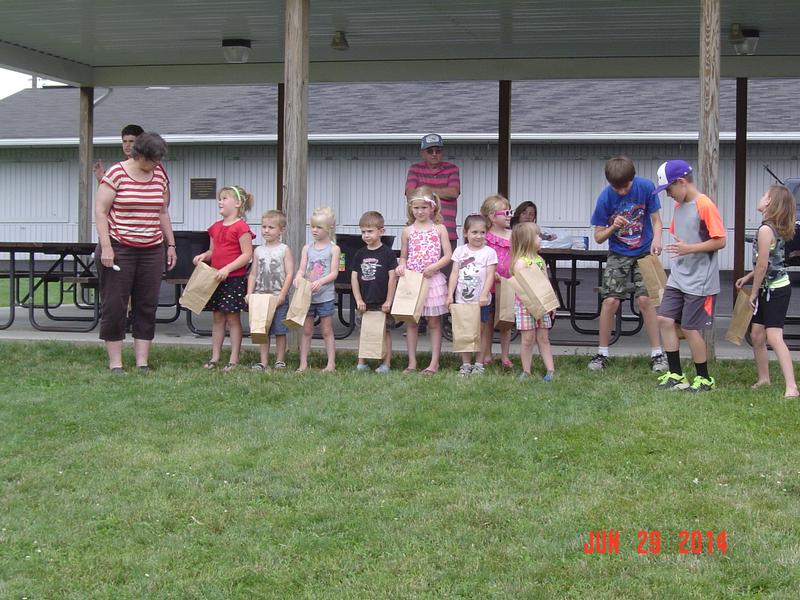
top-left (269, 300), bottom-right (289, 335)
top-left (480, 304), bottom-right (492, 322)
top-left (308, 299), bottom-right (335, 319)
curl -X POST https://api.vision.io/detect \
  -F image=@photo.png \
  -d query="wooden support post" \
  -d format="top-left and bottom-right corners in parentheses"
top-left (284, 0), bottom-right (309, 350)
top-left (498, 80), bottom-right (511, 199)
top-left (277, 82), bottom-right (285, 211)
top-left (699, 0), bottom-right (720, 359)
top-left (78, 87), bottom-right (94, 243)
top-left (733, 77), bottom-right (748, 305)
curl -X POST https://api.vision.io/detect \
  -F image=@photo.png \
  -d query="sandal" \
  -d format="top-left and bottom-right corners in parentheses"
top-left (203, 360), bottom-right (218, 369)
top-left (403, 367), bottom-right (417, 373)
top-left (273, 361), bottom-right (287, 370)
top-left (421, 367), bottom-right (438, 375)
top-left (223, 363), bottom-right (238, 373)
top-left (501, 358), bottom-right (514, 369)
top-left (251, 363), bottom-right (267, 371)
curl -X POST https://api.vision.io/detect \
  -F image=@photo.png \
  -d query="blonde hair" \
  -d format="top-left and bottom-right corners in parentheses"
top-left (510, 222), bottom-right (542, 276)
top-left (262, 209), bottom-right (287, 229)
top-left (406, 186), bottom-right (443, 225)
top-left (480, 194), bottom-right (511, 218)
top-left (763, 185), bottom-right (797, 241)
top-left (310, 206), bottom-right (336, 240)
top-left (219, 185), bottom-right (253, 217)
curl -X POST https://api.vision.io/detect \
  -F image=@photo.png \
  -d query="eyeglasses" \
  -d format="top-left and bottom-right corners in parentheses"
top-left (424, 147), bottom-right (443, 154)
top-left (494, 209), bottom-right (513, 217)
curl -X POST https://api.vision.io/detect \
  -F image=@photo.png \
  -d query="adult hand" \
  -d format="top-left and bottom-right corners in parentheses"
top-left (166, 246), bottom-right (177, 271)
top-left (666, 237), bottom-right (691, 257)
top-left (100, 245), bottom-right (115, 269)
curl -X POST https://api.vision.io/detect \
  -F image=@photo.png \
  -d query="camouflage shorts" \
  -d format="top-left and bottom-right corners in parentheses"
top-left (600, 253), bottom-right (649, 300)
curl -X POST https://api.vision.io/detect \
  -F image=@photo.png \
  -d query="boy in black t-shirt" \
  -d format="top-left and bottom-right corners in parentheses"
top-left (351, 211), bottom-right (398, 373)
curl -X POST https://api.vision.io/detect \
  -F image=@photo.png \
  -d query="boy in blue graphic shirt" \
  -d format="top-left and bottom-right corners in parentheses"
top-left (588, 156), bottom-right (666, 372)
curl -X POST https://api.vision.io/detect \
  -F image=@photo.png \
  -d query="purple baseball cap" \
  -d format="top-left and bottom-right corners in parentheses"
top-left (654, 160), bottom-right (693, 194)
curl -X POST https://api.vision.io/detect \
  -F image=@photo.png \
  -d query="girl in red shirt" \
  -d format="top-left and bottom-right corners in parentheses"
top-left (193, 185), bottom-right (255, 371)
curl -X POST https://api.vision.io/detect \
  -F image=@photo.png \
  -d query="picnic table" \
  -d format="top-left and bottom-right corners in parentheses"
top-left (540, 247), bottom-right (644, 346)
top-left (0, 241), bottom-right (99, 332)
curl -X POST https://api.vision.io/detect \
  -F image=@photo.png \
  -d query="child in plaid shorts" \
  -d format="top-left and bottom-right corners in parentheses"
top-left (510, 222), bottom-right (555, 382)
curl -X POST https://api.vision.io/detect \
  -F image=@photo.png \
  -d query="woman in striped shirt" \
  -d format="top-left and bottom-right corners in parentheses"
top-left (95, 132), bottom-right (176, 373)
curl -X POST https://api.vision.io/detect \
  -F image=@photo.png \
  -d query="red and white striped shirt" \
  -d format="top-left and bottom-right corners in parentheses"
top-left (101, 163), bottom-right (169, 248)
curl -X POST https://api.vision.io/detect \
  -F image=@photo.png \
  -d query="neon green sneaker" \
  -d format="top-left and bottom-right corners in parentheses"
top-left (688, 375), bottom-right (716, 392)
top-left (656, 371), bottom-right (690, 390)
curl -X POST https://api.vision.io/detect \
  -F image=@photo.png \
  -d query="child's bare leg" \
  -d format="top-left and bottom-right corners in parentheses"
top-left (275, 335), bottom-right (286, 364)
top-left (479, 318), bottom-right (494, 363)
top-left (766, 327), bottom-right (798, 397)
top-left (226, 313), bottom-right (243, 365)
top-left (598, 297), bottom-right (620, 347)
top-left (320, 315), bottom-right (336, 371)
top-left (209, 311), bottom-right (225, 364)
top-left (683, 329), bottom-right (707, 364)
top-left (298, 315), bottom-right (314, 371)
top-left (536, 327), bottom-right (554, 373)
top-left (520, 330), bottom-right (535, 374)
top-left (500, 328), bottom-right (512, 364)
top-left (405, 322), bottom-right (419, 370)
top-left (259, 342), bottom-right (270, 367)
top-left (383, 328), bottom-right (392, 368)
top-left (658, 315), bottom-right (679, 353)
top-left (460, 351), bottom-right (472, 366)
top-left (425, 315), bottom-right (442, 372)
top-left (638, 295), bottom-right (661, 349)
top-left (750, 324), bottom-right (770, 387)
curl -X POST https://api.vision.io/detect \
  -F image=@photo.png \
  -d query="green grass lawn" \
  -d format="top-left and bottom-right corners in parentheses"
top-left (1, 341), bottom-right (799, 599)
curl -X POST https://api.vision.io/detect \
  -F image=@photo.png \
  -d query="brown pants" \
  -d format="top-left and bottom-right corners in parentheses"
top-left (98, 242), bottom-right (164, 341)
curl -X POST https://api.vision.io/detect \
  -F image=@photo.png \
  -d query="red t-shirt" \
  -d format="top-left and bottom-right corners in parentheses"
top-left (208, 219), bottom-right (255, 277)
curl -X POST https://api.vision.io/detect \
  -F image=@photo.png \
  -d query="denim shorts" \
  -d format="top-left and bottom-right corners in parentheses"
top-left (269, 300), bottom-right (290, 335)
top-left (308, 299), bottom-right (335, 319)
top-left (480, 304), bottom-right (492, 322)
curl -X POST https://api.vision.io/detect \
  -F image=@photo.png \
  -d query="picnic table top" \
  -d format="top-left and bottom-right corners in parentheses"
top-left (0, 242), bottom-right (96, 254)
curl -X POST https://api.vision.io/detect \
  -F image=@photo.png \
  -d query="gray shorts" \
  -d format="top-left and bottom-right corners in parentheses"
top-left (657, 286), bottom-right (716, 330)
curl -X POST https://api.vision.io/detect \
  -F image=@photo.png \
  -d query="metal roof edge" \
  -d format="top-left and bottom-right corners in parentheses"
top-left (1, 132), bottom-right (799, 147)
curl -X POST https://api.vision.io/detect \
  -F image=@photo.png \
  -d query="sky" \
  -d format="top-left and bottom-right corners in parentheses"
top-left (0, 67), bottom-right (65, 99)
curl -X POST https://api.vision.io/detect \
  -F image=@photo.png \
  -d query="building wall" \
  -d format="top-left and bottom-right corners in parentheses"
top-left (1, 141), bottom-right (798, 269)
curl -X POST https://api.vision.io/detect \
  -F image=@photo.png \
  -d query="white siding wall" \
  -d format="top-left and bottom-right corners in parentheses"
top-left (2, 141), bottom-right (799, 270)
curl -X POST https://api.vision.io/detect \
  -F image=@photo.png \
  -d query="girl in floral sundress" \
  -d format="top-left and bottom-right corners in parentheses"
top-left (396, 186), bottom-right (453, 373)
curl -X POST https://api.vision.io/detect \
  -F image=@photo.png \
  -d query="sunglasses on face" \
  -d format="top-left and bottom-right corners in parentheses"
top-left (494, 209), bottom-right (513, 217)
top-left (425, 147), bottom-right (443, 154)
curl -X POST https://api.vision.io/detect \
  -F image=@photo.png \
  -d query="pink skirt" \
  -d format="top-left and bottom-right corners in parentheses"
top-left (422, 271), bottom-right (448, 317)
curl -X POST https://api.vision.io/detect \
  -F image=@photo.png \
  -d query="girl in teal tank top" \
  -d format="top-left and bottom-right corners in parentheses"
top-left (735, 185), bottom-right (798, 397)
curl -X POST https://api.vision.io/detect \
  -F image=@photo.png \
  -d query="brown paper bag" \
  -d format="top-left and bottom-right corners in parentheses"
top-left (358, 311), bottom-right (386, 360)
top-left (493, 277), bottom-right (516, 330)
top-left (509, 265), bottom-right (560, 320)
top-left (282, 277), bottom-right (312, 329)
top-left (637, 254), bottom-right (668, 307)
top-left (725, 288), bottom-right (753, 345)
top-left (249, 293), bottom-right (279, 345)
top-left (450, 303), bottom-right (481, 353)
top-left (391, 270), bottom-right (430, 324)
top-left (179, 262), bottom-right (220, 315)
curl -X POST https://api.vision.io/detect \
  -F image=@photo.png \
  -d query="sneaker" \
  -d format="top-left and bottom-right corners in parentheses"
top-left (588, 354), bottom-right (609, 370)
top-left (656, 371), bottom-right (690, 390)
top-left (458, 364), bottom-right (473, 377)
top-left (517, 371), bottom-right (530, 381)
top-left (375, 364), bottom-right (391, 374)
top-left (688, 375), bottom-right (716, 392)
top-left (470, 363), bottom-right (485, 376)
top-left (650, 353), bottom-right (668, 372)
top-left (355, 364), bottom-right (371, 372)
top-left (543, 371), bottom-right (555, 382)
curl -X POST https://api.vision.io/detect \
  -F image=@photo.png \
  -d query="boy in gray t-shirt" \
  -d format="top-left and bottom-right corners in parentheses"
top-left (653, 160), bottom-right (726, 393)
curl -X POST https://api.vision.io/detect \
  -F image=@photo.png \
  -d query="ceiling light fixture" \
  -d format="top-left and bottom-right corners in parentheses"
top-left (222, 38), bottom-right (252, 63)
top-left (730, 23), bottom-right (759, 56)
top-left (331, 30), bottom-right (349, 51)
